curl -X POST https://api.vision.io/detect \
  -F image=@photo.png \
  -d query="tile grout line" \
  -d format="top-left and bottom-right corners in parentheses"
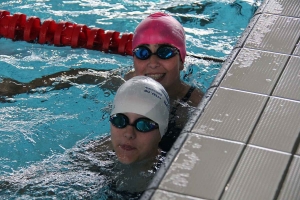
top-left (242, 46), bottom-right (300, 58)
top-left (220, 86), bottom-right (300, 103)
top-left (269, 55), bottom-right (292, 96)
top-left (262, 12), bottom-right (300, 19)
top-left (272, 23), bottom-right (300, 196)
top-left (219, 1), bottom-right (300, 198)
top-left (218, 2), bottom-right (300, 199)
top-left (273, 131), bottom-right (300, 200)
top-left (269, 12), bottom-right (300, 98)
top-left (218, 93), bottom-right (271, 199)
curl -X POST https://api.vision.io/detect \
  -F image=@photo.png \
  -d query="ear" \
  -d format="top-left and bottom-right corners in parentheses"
top-left (179, 61), bottom-right (184, 71)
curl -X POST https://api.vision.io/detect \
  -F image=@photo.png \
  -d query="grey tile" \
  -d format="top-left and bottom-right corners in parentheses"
top-left (264, 0), bottom-right (300, 17)
top-left (151, 189), bottom-right (206, 200)
top-left (192, 88), bottom-right (268, 142)
top-left (244, 14), bottom-right (300, 54)
top-left (278, 156), bottom-right (300, 200)
top-left (221, 145), bottom-right (290, 200)
top-left (220, 48), bottom-right (288, 95)
top-left (294, 41), bottom-right (300, 56)
top-left (210, 48), bottom-right (241, 88)
top-left (250, 97), bottom-right (300, 153)
top-left (273, 56), bottom-right (300, 101)
top-left (159, 134), bottom-right (244, 200)
top-left (234, 14), bottom-right (261, 49)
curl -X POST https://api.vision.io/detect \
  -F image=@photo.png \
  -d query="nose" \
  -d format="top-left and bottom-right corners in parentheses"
top-left (147, 54), bottom-right (160, 69)
top-left (123, 125), bottom-right (136, 139)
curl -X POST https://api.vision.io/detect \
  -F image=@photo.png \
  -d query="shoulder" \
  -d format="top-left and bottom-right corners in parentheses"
top-left (188, 86), bottom-right (204, 107)
top-left (180, 83), bottom-right (204, 107)
top-left (124, 69), bottom-right (135, 81)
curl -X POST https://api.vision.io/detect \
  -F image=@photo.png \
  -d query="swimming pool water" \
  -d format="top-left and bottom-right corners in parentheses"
top-left (0, 0), bottom-right (261, 198)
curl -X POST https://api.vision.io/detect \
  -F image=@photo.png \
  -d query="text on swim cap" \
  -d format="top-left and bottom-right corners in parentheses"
top-left (144, 87), bottom-right (169, 110)
top-left (144, 88), bottom-right (161, 100)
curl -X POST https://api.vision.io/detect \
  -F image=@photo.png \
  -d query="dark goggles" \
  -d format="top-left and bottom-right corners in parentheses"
top-left (110, 113), bottom-right (159, 133)
top-left (133, 45), bottom-right (179, 60)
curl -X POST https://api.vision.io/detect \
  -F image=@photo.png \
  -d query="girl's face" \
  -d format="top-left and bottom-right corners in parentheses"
top-left (110, 112), bottom-right (161, 164)
top-left (133, 44), bottom-right (184, 91)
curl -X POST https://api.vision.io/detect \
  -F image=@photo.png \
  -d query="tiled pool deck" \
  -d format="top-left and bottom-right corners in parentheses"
top-left (141, 0), bottom-right (300, 199)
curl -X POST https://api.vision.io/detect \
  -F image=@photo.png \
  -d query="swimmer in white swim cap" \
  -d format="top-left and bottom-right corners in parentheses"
top-left (110, 76), bottom-right (170, 164)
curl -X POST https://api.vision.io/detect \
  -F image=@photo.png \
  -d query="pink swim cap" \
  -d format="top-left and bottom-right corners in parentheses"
top-left (132, 12), bottom-right (186, 63)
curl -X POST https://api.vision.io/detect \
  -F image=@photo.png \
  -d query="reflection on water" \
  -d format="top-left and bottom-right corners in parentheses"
top-left (0, 0), bottom-right (261, 198)
top-left (0, 138), bottom-right (162, 199)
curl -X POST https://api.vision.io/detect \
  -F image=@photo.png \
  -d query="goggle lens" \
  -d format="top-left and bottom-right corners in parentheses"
top-left (110, 113), bottom-right (159, 132)
top-left (134, 47), bottom-right (150, 60)
top-left (133, 45), bottom-right (178, 60)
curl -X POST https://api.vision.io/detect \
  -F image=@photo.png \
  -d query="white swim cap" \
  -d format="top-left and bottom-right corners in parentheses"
top-left (111, 76), bottom-right (170, 137)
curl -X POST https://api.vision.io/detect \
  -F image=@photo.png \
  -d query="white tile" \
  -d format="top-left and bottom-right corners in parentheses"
top-left (273, 57), bottom-right (300, 101)
top-left (245, 14), bottom-right (300, 54)
top-left (278, 156), bottom-right (300, 200)
top-left (220, 48), bottom-right (288, 94)
top-left (221, 146), bottom-right (290, 200)
top-left (250, 97), bottom-right (300, 153)
top-left (192, 88), bottom-right (268, 142)
top-left (159, 134), bottom-right (244, 200)
top-left (264, 0), bottom-right (300, 17)
top-left (151, 189), bottom-right (205, 200)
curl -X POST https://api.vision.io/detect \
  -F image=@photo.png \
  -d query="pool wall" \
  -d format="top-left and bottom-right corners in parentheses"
top-left (141, 0), bottom-right (300, 199)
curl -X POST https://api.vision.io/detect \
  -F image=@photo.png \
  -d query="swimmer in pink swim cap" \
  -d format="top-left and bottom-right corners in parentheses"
top-left (126, 13), bottom-right (203, 145)
top-left (127, 12), bottom-right (203, 104)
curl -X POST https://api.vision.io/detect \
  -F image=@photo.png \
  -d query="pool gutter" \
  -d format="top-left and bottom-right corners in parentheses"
top-left (141, 0), bottom-right (300, 199)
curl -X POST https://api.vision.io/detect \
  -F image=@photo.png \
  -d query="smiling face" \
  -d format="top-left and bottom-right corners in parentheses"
top-left (133, 44), bottom-right (184, 92)
top-left (110, 112), bottom-right (161, 164)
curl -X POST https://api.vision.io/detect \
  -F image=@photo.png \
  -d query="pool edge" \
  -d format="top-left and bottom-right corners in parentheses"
top-left (141, 0), bottom-right (300, 199)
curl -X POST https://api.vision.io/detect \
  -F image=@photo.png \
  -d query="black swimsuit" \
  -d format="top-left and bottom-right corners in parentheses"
top-left (170, 86), bottom-right (195, 117)
top-left (159, 86), bottom-right (195, 152)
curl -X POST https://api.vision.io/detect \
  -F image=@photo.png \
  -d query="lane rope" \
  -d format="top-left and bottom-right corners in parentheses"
top-left (0, 10), bottom-right (224, 62)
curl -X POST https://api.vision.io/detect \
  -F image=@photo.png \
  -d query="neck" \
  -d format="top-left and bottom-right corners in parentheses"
top-left (166, 80), bottom-right (187, 102)
top-left (116, 153), bottom-right (160, 172)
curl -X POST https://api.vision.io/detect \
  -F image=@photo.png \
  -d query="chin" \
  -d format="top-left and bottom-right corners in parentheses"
top-left (117, 156), bottom-right (136, 165)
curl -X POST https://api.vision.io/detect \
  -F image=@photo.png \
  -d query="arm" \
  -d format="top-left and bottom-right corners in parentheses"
top-left (188, 87), bottom-right (204, 107)
top-left (124, 68), bottom-right (135, 81)
top-left (0, 68), bottom-right (125, 97)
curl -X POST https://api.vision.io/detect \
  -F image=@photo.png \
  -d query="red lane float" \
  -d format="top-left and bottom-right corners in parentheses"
top-left (0, 10), bottom-right (133, 56)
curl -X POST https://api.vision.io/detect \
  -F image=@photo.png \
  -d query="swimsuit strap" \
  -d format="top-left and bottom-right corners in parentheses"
top-left (161, 86), bottom-right (196, 152)
top-left (181, 86), bottom-right (195, 103)
top-left (170, 86), bottom-right (195, 116)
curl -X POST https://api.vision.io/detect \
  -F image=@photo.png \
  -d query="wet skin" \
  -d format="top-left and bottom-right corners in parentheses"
top-left (110, 112), bottom-right (161, 164)
top-left (132, 44), bottom-right (185, 99)
top-left (130, 44), bottom-right (203, 107)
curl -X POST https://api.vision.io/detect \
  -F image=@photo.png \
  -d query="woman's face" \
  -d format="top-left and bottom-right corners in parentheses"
top-left (133, 44), bottom-right (184, 91)
top-left (110, 112), bottom-right (161, 164)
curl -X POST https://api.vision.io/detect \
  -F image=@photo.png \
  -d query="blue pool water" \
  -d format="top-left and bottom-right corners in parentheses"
top-left (0, 0), bottom-right (261, 198)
